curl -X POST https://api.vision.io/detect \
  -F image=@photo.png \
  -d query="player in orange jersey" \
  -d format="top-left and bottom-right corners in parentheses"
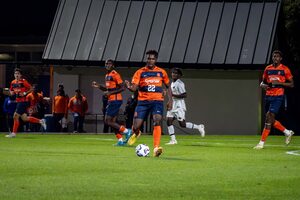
top-left (26, 84), bottom-right (46, 131)
top-left (254, 50), bottom-right (294, 149)
top-left (92, 59), bottom-right (131, 145)
top-left (3, 68), bottom-right (46, 138)
top-left (125, 50), bottom-right (173, 157)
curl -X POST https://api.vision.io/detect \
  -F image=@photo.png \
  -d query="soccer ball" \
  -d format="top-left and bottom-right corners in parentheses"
top-left (135, 144), bottom-right (150, 157)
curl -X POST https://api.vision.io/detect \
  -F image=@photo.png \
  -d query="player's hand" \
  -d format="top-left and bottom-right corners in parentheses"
top-left (103, 91), bottom-right (110, 97)
top-left (167, 101), bottom-right (172, 111)
top-left (260, 82), bottom-right (269, 90)
top-left (124, 80), bottom-right (130, 89)
top-left (91, 81), bottom-right (99, 88)
top-left (271, 80), bottom-right (281, 86)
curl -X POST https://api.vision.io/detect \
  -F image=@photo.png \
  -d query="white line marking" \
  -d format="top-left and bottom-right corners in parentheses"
top-left (286, 150), bottom-right (300, 156)
top-left (84, 138), bottom-right (114, 141)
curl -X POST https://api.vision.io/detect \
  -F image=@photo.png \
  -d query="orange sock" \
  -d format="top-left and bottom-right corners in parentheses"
top-left (115, 133), bottom-right (122, 139)
top-left (28, 117), bottom-right (40, 124)
top-left (13, 119), bottom-right (19, 133)
top-left (153, 125), bottom-right (161, 148)
top-left (119, 125), bottom-right (126, 133)
top-left (273, 120), bottom-right (285, 132)
top-left (261, 128), bottom-right (271, 142)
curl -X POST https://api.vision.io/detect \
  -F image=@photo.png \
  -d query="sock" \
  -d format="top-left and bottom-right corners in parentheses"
top-left (273, 120), bottom-right (285, 132)
top-left (261, 128), bottom-right (271, 142)
top-left (12, 119), bottom-right (19, 133)
top-left (115, 133), bottom-right (122, 140)
top-left (119, 125), bottom-right (128, 134)
top-left (27, 116), bottom-right (40, 124)
top-left (153, 125), bottom-right (161, 148)
top-left (186, 122), bottom-right (197, 129)
top-left (167, 125), bottom-right (176, 140)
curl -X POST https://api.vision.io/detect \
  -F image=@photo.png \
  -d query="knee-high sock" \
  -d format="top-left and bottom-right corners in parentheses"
top-left (28, 116), bottom-right (40, 124)
top-left (115, 133), bottom-right (123, 140)
top-left (261, 128), bottom-right (271, 142)
top-left (153, 125), bottom-right (161, 148)
top-left (273, 120), bottom-right (285, 132)
top-left (13, 119), bottom-right (19, 133)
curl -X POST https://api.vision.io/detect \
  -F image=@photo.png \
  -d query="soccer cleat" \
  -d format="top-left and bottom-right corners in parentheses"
top-left (253, 143), bottom-right (264, 149)
top-left (114, 140), bottom-right (125, 146)
top-left (127, 131), bottom-right (141, 146)
top-left (285, 130), bottom-right (294, 145)
top-left (153, 147), bottom-right (163, 157)
top-left (197, 124), bottom-right (205, 137)
top-left (5, 133), bottom-right (16, 138)
top-left (165, 140), bottom-right (177, 145)
top-left (123, 129), bottom-right (132, 144)
top-left (40, 119), bottom-right (47, 131)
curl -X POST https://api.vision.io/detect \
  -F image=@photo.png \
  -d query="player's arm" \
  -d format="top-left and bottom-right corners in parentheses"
top-left (105, 83), bottom-right (125, 96)
top-left (165, 82), bottom-right (173, 111)
top-left (125, 80), bottom-right (138, 92)
top-left (2, 88), bottom-right (12, 96)
top-left (91, 81), bottom-right (107, 91)
top-left (172, 92), bottom-right (187, 99)
top-left (272, 78), bottom-right (294, 88)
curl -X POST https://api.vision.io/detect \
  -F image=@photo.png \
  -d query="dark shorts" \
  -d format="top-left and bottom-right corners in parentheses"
top-left (15, 102), bottom-right (29, 115)
top-left (106, 100), bottom-right (122, 117)
top-left (265, 95), bottom-right (284, 114)
top-left (134, 100), bottom-right (163, 120)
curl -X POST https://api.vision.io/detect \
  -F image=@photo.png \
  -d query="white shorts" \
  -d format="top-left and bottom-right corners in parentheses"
top-left (166, 108), bottom-right (186, 121)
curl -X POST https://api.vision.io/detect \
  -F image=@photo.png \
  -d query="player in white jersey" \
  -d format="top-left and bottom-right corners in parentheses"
top-left (166, 68), bottom-right (205, 145)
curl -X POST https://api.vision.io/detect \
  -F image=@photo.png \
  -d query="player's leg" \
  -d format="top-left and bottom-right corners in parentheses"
top-left (6, 102), bottom-right (26, 137)
top-left (107, 115), bottom-right (125, 146)
top-left (166, 110), bottom-right (177, 144)
top-left (127, 102), bottom-right (149, 146)
top-left (254, 111), bottom-right (274, 149)
top-left (73, 114), bottom-right (79, 133)
top-left (22, 113), bottom-right (46, 131)
top-left (270, 97), bottom-right (294, 144)
top-left (105, 101), bottom-right (131, 136)
top-left (178, 109), bottom-right (205, 137)
top-left (152, 101), bottom-right (164, 157)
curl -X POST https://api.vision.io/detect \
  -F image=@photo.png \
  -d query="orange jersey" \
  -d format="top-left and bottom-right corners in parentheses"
top-left (132, 66), bottom-right (170, 101)
top-left (26, 92), bottom-right (43, 115)
top-left (105, 70), bottom-right (123, 101)
top-left (68, 95), bottom-right (88, 116)
top-left (263, 64), bottom-right (293, 96)
top-left (10, 79), bottom-right (31, 102)
top-left (53, 95), bottom-right (69, 114)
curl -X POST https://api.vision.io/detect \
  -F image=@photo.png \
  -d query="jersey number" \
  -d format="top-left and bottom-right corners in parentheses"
top-left (147, 85), bottom-right (156, 92)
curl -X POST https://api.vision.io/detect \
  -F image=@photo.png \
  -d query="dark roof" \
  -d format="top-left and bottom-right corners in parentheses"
top-left (43, 0), bottom-right (281, 67)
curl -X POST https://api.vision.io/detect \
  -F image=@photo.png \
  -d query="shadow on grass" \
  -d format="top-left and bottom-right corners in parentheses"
top-left (159, 157), bottom-right (203, 162)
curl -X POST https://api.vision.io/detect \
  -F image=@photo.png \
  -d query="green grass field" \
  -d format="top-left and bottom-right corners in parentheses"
top-left (0, 133), bottom-right (299, 200)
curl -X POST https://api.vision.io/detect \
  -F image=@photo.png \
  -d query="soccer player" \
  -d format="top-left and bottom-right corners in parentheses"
top-left (166, 68), bottom-right (205, 145)
top-left (125, 50), bottom-right (173, 157)
top-left (3, 68), bottom-right (46, 138)
top-left (92, 59), bottom-right (131, 145)
top-left (26, 84), bottom-right (45, 131)
top-left (254, 50), bottom-right (294, 149)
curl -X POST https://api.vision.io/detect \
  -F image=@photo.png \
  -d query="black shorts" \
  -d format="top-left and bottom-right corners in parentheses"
top-left (15, 102), bottom-right (29, 115)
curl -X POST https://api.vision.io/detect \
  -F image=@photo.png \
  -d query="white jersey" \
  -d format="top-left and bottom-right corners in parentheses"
top-left (170, 79), bottom-right (186, 111)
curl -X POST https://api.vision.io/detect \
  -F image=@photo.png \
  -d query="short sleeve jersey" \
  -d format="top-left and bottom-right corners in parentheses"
top-left (171, 79), bottom-right (186, 111)
top-left (105, 70), bottom-right (123, 101)
top-left (263, 64), bottom-right (293, 96)
top-left (26, 92), bottom-right (43, 115)
top-left (131, 66), bottom-right (170, 101)
top-left (10, 79), bottom-right (31, 102)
